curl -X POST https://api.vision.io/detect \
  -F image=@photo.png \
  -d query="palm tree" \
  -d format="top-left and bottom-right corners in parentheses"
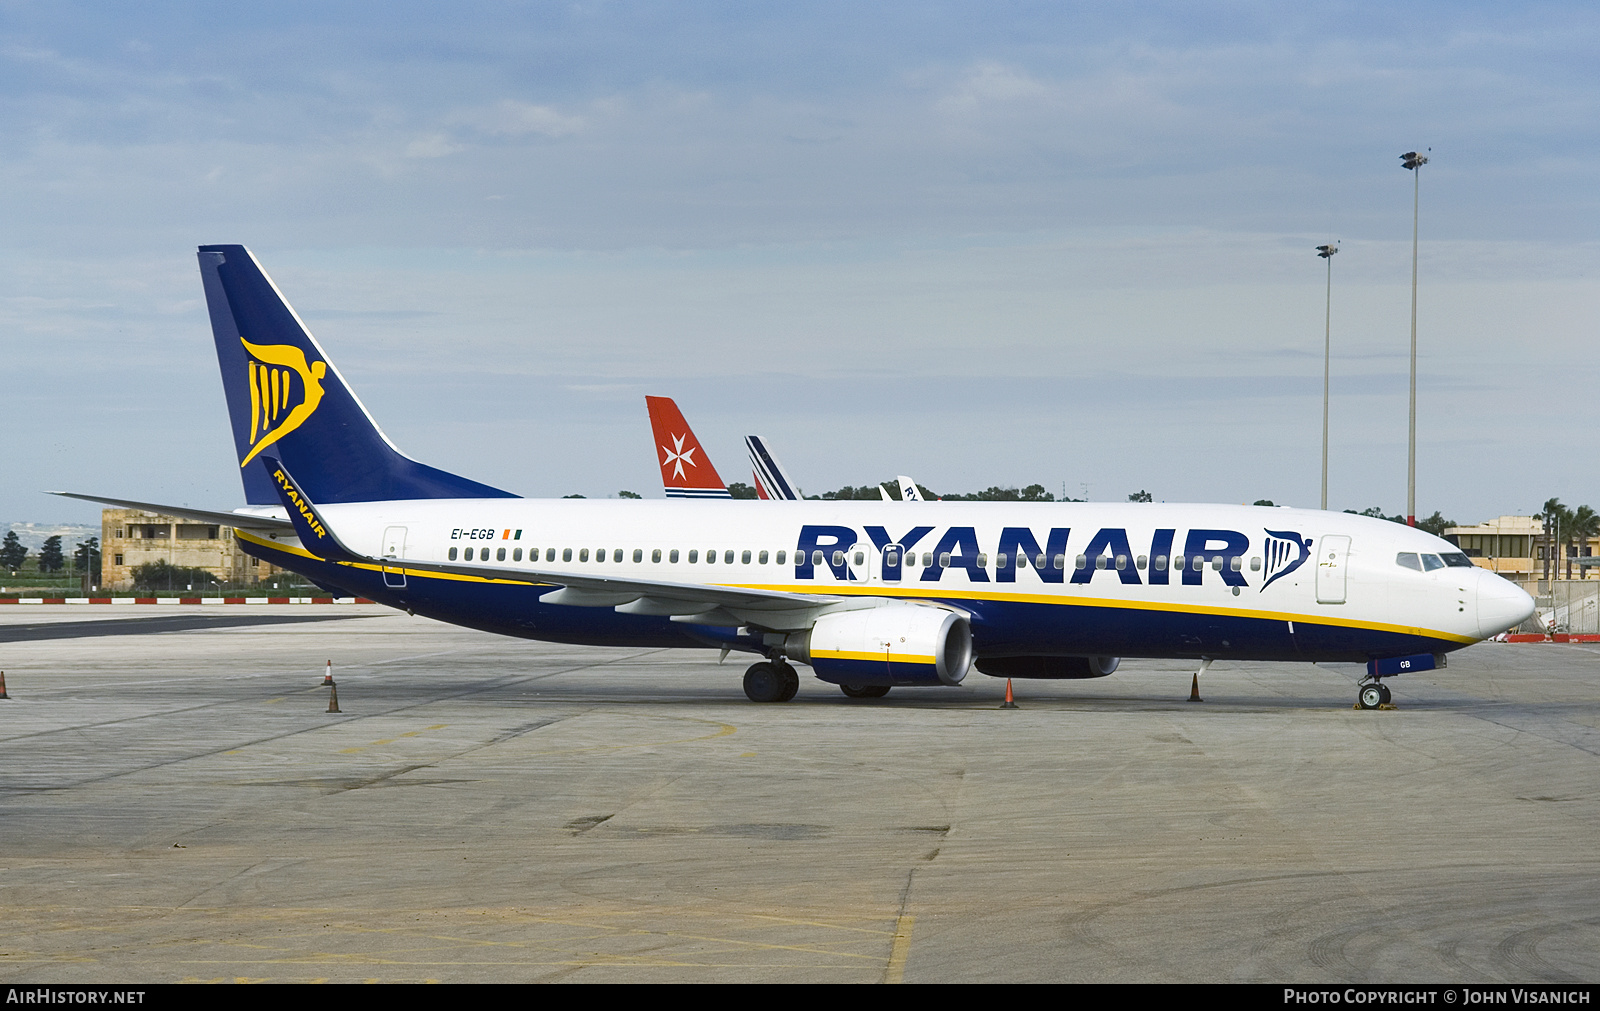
top-left (1570, 505), bottom-right (1599, 580)
top-left (1541, 498), bottom-right (1568, 582)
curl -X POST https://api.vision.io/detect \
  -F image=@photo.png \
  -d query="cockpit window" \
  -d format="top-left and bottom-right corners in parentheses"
top-left (1396, 552), bottom-right (1422, 571)
top-left (1441, 552), bottom-right (1474, 568)
top-left (1421, 553), bottom-right (1445, 571)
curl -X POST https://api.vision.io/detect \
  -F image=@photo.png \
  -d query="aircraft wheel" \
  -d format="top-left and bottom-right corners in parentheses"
top-left (839, 684), bottom-right (891, 699)
top-left (1378, 683), bottom-right (1392, 704)
top-left (743, 662), bottom-right (787, 703)
top-left (775, 663), bottom-right (800, 702)
top-left (1358, 683), bottom-right (1384, 710)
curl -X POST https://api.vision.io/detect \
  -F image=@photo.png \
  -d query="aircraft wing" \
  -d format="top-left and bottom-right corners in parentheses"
top-left (262, 454), bottom-right (832, 630)
top-left (390, 555), bottom-right (835, 628)
top-left (47, 491), bottom-right (294, 531)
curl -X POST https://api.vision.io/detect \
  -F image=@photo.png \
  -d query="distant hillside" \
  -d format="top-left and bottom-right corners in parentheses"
top-left (4, 522), bottom-right (99, 550)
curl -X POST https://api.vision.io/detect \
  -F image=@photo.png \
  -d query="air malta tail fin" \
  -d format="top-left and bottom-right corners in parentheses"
top-left (644, 396), bottom-right (731, 499)
top-left (198, 245), bottom-right (516, 505)
top-left (745, 435), bottom-right (800, 501)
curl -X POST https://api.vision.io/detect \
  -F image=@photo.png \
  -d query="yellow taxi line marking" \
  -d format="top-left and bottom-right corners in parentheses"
top-left (885, 914), bottom-right (915, 983)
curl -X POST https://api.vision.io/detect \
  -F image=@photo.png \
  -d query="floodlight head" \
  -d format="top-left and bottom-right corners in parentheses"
top-left (1401, 151), bottom-right (1429, 170)
top-left (1316, 244), bottom-right (1338, 258)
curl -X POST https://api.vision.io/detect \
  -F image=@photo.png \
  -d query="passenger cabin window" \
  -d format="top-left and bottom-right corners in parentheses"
top-left (1229, 556), bottom-right (1241, 572)
top-left (1136, 555), bottom-right (1147, 570)
top-left (670, 549), bottom-right (680, 563)
top-left (832, 550), bottom-right (846, 567)
top-left (1396, 552), bottom-right (1422, 571)
top-left (497, 547), bottom-right (506, 561)
top-left (546, 548), bottom-right (556, 562)
top-left (448, 547), bottom-right (458, 561)
top-left (614, 549), bottom-right (624, 562)
top-left (921, 552), bottom-right (932, 566)
top-left (706, 549), bottom-right (716, 564)
top-left (742, 550), bottom-right (751, 564)
top-left (1155, 555), bottom-right (1168, 570)
top-left (759, 550), bottom-right (768, 564)
top-left (1095, 556), bottom-right (1107, 570)
top-left (1250, 556), bottom-right (1261, 571)
top-left (776, 550), bottom-right (786, 565)
top-left (689, 550), bottom-right (699, 563)
top-left (1115, 554), bottom-right (1128, 570)
top-left (513, 548), bottom-right (522, 561)
top-left (938, 552), bottom-right (950, 568)
top-left (1053, 554), bottom-right (1065, 570)
top-left (564, 548), bottom-right (574, 562)
top-left (725, 550), bottom-right (735, 564)
top-left (855, 550), bottom-right (866, 566)
top-left (813, 551), bottom-right (825, 566)
top-left (633, 549), bottom-right (643, 563)
top-left (998, 553), bottom-right (1010, 567)
top-left (579, 548), bottom-right (589, 562)
top-left (1075, 554), bottom-right (1087, 570)
top-left (652, 549), bottom-right (662, 563)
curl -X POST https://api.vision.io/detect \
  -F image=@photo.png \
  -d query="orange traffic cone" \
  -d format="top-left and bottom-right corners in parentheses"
top-left (1189, 672), bottom-right (1203, 702)
top-left (999, 678), bottom-right (1019, 709)
top-left (326, 683), bottom-right (342, 714)
top-left (322, 660), bottom-right (335, 686)
top-left (0, 670), bottom-right (9, 700)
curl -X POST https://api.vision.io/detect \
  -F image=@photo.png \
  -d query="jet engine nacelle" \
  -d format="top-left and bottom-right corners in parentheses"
top-left (974, 655), bottom-right (1121, 679)
top-left (785, 602), bottom-right (972, 687)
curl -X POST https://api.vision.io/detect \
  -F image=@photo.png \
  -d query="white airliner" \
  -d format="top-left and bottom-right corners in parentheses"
top-left (56, 245), bottom-right (1535, 707)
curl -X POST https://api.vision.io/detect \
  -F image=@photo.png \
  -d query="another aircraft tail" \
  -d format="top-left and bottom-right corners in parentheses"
top-left (746, 435), bottom-right (800, 501)
top-left (198, 245), bottom-right (517, 505)
top-left (644, 396), bottom-right (731, 498)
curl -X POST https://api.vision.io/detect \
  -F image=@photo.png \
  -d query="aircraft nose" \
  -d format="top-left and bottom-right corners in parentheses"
top-left (1476, 570), bottom-right (1535, 639)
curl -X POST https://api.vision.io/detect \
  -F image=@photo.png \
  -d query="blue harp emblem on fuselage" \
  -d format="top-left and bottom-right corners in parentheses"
top-left (1260, 528), bottom-right (1313, 591)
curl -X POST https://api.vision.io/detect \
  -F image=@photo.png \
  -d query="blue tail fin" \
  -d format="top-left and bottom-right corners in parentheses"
top-left (198, 245), bottom-right (517, 505)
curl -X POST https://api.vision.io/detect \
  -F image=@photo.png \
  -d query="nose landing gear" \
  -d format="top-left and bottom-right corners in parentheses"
top-left (1356, 677), bottom-right (1392, 710)
top-left (744, 659), bottom-right (800, 703)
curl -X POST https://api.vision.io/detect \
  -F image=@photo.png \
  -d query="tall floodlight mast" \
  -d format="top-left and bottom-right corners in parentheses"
top-left (1317, 243), bottom-right (1338, 511)
top-left (1401, 150), bottom-right (1428, 526)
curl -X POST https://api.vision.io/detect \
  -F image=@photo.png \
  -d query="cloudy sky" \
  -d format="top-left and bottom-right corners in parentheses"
top-left (2, 2), bottom-right (1596, 526)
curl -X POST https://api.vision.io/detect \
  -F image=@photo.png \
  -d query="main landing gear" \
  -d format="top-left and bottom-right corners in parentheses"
top-left (839, 684), bottom-right (890, 699)
top-left (743, 660), bottom-right (800, 703)
top-left (1356, 678), bottom-right (1392, 710)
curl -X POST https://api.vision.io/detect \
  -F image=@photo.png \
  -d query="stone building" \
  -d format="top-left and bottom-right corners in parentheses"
top-left (101, 509), bottom-right (283, 590)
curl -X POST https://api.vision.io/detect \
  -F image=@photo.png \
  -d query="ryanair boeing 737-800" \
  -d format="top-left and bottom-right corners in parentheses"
top-left (56, 245), bottom-right (1535, 707)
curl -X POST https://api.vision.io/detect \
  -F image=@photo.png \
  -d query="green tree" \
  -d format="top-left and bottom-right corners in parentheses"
top-left (725, 482), bottom-right (758, 499)
top-left (0, 531), bottom-right (25, 573)
top-left (1253, 499), bottom-right (1274, 507)
top-left (1129, 490), bottom-right (1154, 503)
top-left (131, 560), bottom-right (220, 591)
top-left (37, 535), bottom-right (65, 574)
top-left (1416, 511), bottom-right (1455, 537)
top-left (562, 494), bottom-right (586, 499)
top-left (617, 490), bottom-right (642, 499)
top-left (74, 537), bottom-right (101, 585)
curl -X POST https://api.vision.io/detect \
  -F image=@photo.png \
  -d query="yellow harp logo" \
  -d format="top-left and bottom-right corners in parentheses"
top-left (240, 338), bottom-right (328, 467)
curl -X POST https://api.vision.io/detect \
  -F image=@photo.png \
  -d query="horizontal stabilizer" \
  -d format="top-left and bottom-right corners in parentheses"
top-left (47, 491), bottom-right (293, 531)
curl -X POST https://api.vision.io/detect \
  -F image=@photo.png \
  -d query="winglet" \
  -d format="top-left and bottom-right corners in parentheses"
top-left (260, 456), bottom-right (365, 563)
top-left (645, 396), bottom-right (731, 499)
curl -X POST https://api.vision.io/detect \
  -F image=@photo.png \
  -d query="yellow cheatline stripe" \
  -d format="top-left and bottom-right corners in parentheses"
top-left (232, 530), bottom-right (1470, 643)
top-left (812, 650), bottom-right (936, 665)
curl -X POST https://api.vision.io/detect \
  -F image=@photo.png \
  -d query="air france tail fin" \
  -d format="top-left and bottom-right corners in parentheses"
top-left (198, 245), bottom-right (517, 505)
top-left (644, 396), bottom-right (731, 499)
top-left (745, 435), bottom-right (800, 501)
